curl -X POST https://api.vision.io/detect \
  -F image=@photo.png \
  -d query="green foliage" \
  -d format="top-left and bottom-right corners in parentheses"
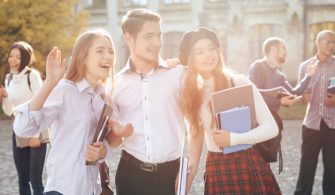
top-left (0, 0), bottom-right (89, 82)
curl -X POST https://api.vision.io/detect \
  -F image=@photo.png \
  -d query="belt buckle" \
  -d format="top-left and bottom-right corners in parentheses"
top-left (140, 163), bottom-right (157, 172)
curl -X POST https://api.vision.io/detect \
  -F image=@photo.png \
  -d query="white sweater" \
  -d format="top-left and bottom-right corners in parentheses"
top-left (200, 74), bottom-right (279, 152)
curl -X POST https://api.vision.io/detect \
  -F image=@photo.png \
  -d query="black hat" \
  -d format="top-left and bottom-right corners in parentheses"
top-left (179, 27), bottom-right (220, 65)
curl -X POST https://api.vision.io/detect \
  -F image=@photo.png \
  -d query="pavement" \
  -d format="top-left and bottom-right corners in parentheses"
top-left (0, 119), bottom-right (323, 195)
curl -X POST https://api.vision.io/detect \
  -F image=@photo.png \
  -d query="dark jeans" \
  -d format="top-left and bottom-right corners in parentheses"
top-left (294, 120), bottom-right (335, 195)
top-left (115, 151), bottom-right (179, 195)
top-left (13, 133), bottom-right (47, 195)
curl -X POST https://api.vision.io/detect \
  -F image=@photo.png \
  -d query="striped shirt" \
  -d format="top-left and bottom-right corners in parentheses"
top-left (13, 79), bottom-right (104, 194)
top-left (299, 55), bottom-right (335, 130)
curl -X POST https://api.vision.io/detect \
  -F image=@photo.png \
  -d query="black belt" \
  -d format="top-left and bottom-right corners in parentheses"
top-left (121, 150), bottom-right (179, 173)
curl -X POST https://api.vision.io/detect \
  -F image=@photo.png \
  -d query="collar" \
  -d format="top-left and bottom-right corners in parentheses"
top-left (263, 57), bottom-right (280, 69)
top-left (75, 79), bottom-right (104, 95)
top-left (118, 56), bottom-right (170, 75)
top-left (315, 55), bottom-right (335, 65)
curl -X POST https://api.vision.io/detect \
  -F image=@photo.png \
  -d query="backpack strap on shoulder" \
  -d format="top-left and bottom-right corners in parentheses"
top-left (25, 70), bottom-right (32, 91)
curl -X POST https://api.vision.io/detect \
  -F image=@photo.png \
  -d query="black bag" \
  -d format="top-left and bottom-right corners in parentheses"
top-left (99, 161), bottom-right (114, 195)
top-left (255, 108), bottom-right (283, 173)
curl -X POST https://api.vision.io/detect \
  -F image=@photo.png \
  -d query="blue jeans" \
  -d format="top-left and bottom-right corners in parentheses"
top-left (12, 133), bottom-right (47, 195)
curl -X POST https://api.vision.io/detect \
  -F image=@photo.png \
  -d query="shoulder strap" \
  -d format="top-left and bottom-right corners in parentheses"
top-left (25, 70), bottom-right (32, 91)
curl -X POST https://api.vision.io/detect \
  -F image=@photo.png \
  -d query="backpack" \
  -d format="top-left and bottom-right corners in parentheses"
top-left (254, 108), bottom-right (283, 174)
top-left (231, 77), bottom-right (283, 174)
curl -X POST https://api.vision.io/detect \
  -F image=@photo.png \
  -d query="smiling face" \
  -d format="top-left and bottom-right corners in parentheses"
top-left (191, 38), bottom-right (220, 79)
top-left (8, 48), bottom-right (21, 74)
top-left (84, 36), bottom-right (114, 86)
top-left (126, 21), bottom-right (162, 67)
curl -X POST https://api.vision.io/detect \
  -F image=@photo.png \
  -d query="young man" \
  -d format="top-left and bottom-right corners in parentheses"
top-left (294, 30), bottom-right (335, 195)
top-left (110, 9), bottom-right (186, 195)
top-left (248, 37), bottom-right (316, 113)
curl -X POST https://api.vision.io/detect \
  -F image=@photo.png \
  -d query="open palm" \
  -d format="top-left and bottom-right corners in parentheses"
top-left (45, 47), bottom-right (67, 82)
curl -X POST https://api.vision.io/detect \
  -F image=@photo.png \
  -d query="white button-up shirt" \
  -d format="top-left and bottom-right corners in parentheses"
top-left (112, 59), bottom-right (186, 163)
top-left (13, 79), bottom-right (104, 195)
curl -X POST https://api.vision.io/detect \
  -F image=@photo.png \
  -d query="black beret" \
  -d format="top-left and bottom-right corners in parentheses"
top-left (179, 27), bottom-right (220, 65)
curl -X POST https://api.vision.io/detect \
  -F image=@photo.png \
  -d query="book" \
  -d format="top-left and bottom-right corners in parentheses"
top-left (211, 84), bottom-right (257, 128)
top-left (15, 130), bottom-right (50, 148)
top-left (260, 86), bottom-right (292, 99)
top-left (86, 104), bottom-right (113, 165)
top-left (328, 77), bottom-right (335, 94)
top-left (177, 156), bottom-right (189, 195)
top-left (217, 106), bottom-right (252, 154)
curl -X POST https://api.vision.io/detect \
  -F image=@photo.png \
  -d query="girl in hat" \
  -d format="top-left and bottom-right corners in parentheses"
top-left (179, 27), bottom-right (281, 194)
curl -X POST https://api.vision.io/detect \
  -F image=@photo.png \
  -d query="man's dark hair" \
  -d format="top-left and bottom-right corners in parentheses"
top-left (121, 9), bottom-right (160, 38)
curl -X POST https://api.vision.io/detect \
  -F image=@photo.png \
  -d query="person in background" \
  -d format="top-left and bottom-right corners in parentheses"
top-left (248, 37), bottom-right (317, 114)
top-left (13, 29), bottom-right (132, 195)
top-left (0, 41), bottom-right (47, 195)
top-left (179, 27), bottom-right (281, 194)
top-left (294, 30), bottom-right (335, 195)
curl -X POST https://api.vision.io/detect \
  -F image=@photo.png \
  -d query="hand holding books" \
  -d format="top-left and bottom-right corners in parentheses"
top-left (86, 104), bottom-right (113, 165)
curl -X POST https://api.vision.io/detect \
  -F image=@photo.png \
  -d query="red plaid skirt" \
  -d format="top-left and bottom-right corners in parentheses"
top-left (204, 148), bottom-right (281, 195)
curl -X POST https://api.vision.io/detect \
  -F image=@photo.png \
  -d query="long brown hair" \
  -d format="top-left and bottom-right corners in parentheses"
top-left (182, 49), bottom-right (232, 136)
top-left (64, 29), bottom-right (115, 84)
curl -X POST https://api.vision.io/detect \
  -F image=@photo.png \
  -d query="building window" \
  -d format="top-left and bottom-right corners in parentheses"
top-left (123, 0), bottom-right (148, 6)
top-left (161, 32), bottom-right (183, 60)
top-left (248, 24), bottom-right (281, 64)
top-left (308, 22), bottom-right (335, 58)
top-left (92, 0), bottom-right (106, 8)
top-left (164, 0), bottom-right (190, 4)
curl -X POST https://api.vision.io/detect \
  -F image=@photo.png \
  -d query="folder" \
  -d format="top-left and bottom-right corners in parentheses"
top-left (218, 106), bottom-right (252, 154)
top-left (328, 77), bottom-right (335, 94)
top-left (177, 156), bottom-right (189, 195)
top-left (86, 104), bottom-right (113, 165)
top-left (260, 86), bottom-right (292, 99)
top-left (211, 84), bottom-right (257, 128)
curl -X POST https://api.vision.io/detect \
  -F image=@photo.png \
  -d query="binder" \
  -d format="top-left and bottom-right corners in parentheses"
top-left (86, 104), bottom-right (113, 165)
top-left (218, 106), bottom-right (252, 154)
top-left (328, 77), bottom-right (335, 94)
top-left (259, 86), bottom-right (292, 99)
top-left (211, 84), bottom-right (257, 128)
top-left (177, 130), bottom-right (189, 195)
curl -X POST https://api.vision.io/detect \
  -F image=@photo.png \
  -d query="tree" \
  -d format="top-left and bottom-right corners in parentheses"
top-left (0, 0), bottom-right (89, 82)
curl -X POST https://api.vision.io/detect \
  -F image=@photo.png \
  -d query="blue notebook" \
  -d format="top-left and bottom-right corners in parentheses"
top-left (217, 106), bottom-right (252, 154)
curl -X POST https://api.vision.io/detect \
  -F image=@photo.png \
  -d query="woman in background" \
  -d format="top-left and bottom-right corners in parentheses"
top-left (0, 41), bottom-right (46, 195)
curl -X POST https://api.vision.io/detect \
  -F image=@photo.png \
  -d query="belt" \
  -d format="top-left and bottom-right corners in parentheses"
top-left (121, 150), bottom-right (179, 173)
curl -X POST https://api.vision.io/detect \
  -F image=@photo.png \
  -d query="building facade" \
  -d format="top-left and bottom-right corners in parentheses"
top-left (77, 0), bottom-right (335, 81)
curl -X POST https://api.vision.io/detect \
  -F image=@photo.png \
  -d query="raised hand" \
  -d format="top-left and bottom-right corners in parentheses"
top-left (45, 47), bottom-right (67, 83)
top-left (306, 59), bottom-right (319, 77)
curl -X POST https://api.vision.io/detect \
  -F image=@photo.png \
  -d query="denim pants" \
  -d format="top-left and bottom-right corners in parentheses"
top-left (12, 133), bottom-right (47, 195)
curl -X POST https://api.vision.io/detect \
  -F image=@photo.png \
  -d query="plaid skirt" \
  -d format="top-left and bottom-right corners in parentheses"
top-left (204, 147), bottom-right (281, 195)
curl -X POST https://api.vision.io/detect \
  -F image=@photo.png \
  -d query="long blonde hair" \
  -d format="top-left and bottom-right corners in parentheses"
top-left (182, 49), bottom-right (232, 136)
top-left (65, 29), bottom-right (115, 84)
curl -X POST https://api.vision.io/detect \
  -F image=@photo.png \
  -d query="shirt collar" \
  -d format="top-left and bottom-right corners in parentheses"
top-left (118, 56), bottom-right (170, 75)
top-left (315, 55), bottom-right (335, 65)
top-left (75, 79), bottom-right (104, 95)
top-left (263, 57), bottom-right (279, 69)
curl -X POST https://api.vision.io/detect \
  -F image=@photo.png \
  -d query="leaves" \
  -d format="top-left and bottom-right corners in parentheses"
top-left (0, 0), bottom-right (89, 82)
